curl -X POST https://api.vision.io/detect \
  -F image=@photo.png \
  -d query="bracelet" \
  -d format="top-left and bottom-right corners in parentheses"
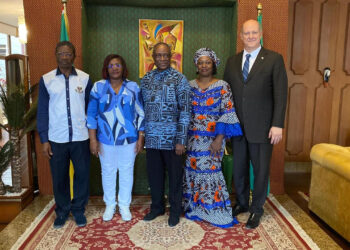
top-left (139, 131), bottom-right (145, 137)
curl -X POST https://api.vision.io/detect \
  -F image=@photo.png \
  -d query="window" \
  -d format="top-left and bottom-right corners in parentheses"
top-left (10, 36), bottom-right (24, 54)
top-left (0, 59), bottom-right (5, 86)
top-left (0, 33), bottom-right (8, 56)
top-left (0, 33), bottom-right (26, 87)
top-left (0, 33), bottom-right (26, 56)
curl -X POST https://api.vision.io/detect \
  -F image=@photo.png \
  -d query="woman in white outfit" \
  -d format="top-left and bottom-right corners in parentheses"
top-left (87, 54), bottom-right (145, 221)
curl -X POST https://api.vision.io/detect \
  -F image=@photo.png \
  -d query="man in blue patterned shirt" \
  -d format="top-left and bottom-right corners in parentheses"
top-left (141, 42), bottom-right (191, 227)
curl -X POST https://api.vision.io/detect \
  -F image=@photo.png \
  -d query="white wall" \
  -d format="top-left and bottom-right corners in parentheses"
top-left (0, 22), bottom-right (17, 36)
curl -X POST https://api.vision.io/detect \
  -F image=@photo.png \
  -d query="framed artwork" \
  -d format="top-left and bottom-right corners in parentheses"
top-left (139, 19), bottom-right (183, 78)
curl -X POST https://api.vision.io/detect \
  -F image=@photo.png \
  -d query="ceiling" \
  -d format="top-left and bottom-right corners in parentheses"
top-left (0, 0), bottom-right (24, 27)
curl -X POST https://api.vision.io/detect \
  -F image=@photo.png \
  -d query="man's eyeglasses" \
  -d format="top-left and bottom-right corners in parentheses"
top-left (108, 63), bottom-right (122, 69)
top-left (56, 52), bottom-right (73, 57)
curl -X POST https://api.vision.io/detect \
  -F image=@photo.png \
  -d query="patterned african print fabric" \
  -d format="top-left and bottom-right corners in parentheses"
top-left (140, 67), bottom-right (191, 150)
top-left (183, 79), bottom-right (243, 228)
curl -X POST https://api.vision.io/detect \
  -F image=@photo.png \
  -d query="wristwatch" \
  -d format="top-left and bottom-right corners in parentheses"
top-left (139, 131), bottom-right (145, 137)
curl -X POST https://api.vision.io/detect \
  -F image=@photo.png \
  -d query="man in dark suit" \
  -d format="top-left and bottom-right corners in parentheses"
top-left (224, 19), bottom-right (288, 229)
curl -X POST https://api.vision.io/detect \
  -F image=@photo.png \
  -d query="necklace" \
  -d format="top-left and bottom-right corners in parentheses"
top-left (110, 80), bottom-right (123, 94)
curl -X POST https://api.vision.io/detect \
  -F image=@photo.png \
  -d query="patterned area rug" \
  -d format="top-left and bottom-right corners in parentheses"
top-left (12, 195), bottom-right (319, 250)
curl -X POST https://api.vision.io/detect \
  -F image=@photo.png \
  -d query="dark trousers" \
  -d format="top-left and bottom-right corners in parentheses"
top-left (232, 136), bottom-right (273, 214)
top-left (49, 140), bottom-right (90, 217)
top-left (146, 148), bottom-right (183, 217)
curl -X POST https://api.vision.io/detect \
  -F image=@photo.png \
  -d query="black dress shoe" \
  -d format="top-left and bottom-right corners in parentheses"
top-left (168, 215), bottom-right (180, 227)
top-left (143, 211), bottom-right (165, 221)
top-left (246, 213), bottom-right (263, 229)
top-left (53, 215), bottom-right (68, 229)
top-left (74, 214), bottom-right (87, 227)
top-left (232, 204), bottom-right (248, 216)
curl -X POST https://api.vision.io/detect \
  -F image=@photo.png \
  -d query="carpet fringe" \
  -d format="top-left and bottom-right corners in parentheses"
top-left (268, 194), bottom-right (319, 250)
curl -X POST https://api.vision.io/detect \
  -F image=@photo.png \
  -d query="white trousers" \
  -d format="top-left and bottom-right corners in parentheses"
top-left (99, 142), bottom-right (136, 207)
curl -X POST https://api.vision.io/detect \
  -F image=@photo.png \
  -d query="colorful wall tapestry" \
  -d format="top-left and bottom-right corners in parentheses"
top-left (139, 19), bottom-right (183, 77)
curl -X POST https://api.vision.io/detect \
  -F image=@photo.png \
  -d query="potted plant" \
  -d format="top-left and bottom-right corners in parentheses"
top-left (0, 84), bottom-right (37, 194)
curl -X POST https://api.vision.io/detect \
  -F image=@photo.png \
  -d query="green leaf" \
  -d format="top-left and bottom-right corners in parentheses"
top-left (0, 141), bottom-right (14, 175)
top-left (0, 83), bottom-right (37, 131)
top-left (22, 99), bottom-right (38, 126)
top-left (1, 85), bottom-right (25, 129)
top-left (19, 120), bottom-right (37, 139)
top-left (0, 124), bottom-right (9, 132)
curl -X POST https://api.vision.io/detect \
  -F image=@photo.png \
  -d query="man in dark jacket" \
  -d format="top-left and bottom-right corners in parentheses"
top-left (224, 19), bottom-right (288, 229)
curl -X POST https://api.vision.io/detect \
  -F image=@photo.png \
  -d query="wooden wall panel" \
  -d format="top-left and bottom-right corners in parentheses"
top-left (318, 0), bottom-right (339, 73)
top-left (338, 84), bottom-right (350, 145)
top-left (344, 4), bottom-right (350, 75)
top-left (312, 85), bottom-right (333, 145)
top-left (270, 141), bottom-right (285, 194)
top-left (291, 0), bottom-right (313, 75)
top-left (35, 133), bottom-right (52, 195)
top-left (287, 0), bottom-right (350, 161)
top-left (286, 83), bottom-right (307, 155)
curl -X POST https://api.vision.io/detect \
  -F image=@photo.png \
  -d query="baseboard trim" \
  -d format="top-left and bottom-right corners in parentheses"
top-left (284, 162), bottom-right (312, 173)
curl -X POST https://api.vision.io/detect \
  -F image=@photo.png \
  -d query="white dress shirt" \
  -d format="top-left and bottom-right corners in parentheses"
top-left (242, 46), bottom-right (262, 73)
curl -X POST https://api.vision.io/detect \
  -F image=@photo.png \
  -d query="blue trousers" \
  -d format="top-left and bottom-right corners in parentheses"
top-left (49, 140), bottom-right (90, 217)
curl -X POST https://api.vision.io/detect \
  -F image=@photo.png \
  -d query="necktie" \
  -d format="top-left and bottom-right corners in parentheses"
top-left (242, 54), bottom-right (251, 82)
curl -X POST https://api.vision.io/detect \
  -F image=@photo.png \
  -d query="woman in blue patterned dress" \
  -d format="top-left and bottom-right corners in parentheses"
top-left (87, 54), bottom-right (145, 222)
top-left (183, 48), bottom-right (243, 228)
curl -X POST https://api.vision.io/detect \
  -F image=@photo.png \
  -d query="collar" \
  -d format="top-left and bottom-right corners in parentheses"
top-left (107, 78), bottom-right (126, 86)
top-left (155, 67), bottom-right (172, 74)
top-left (243, 46), bottom-right (262, 59)
top-left (56, 66), bottom-right (78, 76)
